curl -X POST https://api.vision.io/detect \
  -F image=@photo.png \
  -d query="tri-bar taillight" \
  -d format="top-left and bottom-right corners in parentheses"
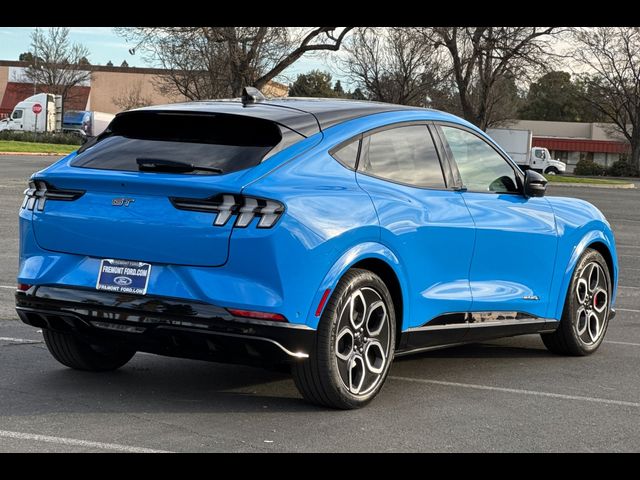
top-left (169, 193), bottom-right (284, 229)
top-left (22, 180), bottom-right (85, 212)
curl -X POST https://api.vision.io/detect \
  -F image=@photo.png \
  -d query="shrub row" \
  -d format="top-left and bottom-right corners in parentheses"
top-left (574, 159), bottom-right (639, 177)
top-left (0, 130), bottom-right (83, 145)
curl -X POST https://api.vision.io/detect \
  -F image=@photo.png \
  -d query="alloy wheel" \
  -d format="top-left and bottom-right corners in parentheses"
top-left (334, 287), bottom-right (391, 396)
top-left (574, 261), bottom-right (609, 345)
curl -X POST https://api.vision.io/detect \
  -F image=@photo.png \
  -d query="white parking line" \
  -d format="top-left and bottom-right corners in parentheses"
top-left (618, 285), bottom-right (640, 290)
top-left (617, 307), bottom-right (640, 313)
top-left (605, 340), bottom-right (640, 347)
top-left (0, 286), bottom-right (15, 289)
top-left (0, 430), bottom-right (172, 453)
top-left (0, 337), bottom-right (41, 344)
top-left (389, 376), bottom-right (640, 408)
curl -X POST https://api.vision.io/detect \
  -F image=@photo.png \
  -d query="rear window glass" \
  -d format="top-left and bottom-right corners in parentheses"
top-left (71, 111), bottom-right (299, 175)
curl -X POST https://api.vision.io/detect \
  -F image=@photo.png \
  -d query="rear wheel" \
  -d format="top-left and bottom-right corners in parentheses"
top-left (292, 269), bottom-right (396, 409)
top-left (541, 248), bottom-right (611, 355)
top-left (43, 329), bottom-right (136, 371)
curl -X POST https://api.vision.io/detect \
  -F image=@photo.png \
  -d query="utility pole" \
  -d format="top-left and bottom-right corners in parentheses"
top-left (33, 40), bottom-right (37, 95)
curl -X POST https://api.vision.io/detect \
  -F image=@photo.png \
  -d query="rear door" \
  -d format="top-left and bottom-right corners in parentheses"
top-left (437, 124), bottom-right (558, 318)
top-left (353, 123), bottom-right (475, 331)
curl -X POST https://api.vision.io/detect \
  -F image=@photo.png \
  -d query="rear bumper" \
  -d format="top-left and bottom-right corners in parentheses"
top-left (15, 286), bottom-right (315, 366)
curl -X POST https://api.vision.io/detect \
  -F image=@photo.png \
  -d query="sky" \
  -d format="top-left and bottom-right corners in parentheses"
top-left (0, 26), bottom-right (351, 86)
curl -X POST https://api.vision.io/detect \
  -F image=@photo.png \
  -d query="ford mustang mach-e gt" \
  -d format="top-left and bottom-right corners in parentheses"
top-left (16, 89), bottom-right (617, 409)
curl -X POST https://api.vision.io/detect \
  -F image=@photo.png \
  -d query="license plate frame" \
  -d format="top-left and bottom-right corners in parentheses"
top-left (96, 259), bottom-right (152, 295)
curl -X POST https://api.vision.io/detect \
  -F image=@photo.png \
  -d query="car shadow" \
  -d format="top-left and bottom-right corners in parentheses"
top-left (12, 339), bottom-right (554, 416)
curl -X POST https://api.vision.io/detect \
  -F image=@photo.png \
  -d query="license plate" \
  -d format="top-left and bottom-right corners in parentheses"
top-left (96, 259), bottom-right (152, 295)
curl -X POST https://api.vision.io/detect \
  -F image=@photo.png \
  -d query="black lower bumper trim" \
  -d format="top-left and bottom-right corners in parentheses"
top-left (16, 286), bottom-right (315, 366)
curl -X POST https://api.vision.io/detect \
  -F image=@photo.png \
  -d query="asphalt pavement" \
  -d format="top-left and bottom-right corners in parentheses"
top-left (0, 155), bottom-right (638, 452)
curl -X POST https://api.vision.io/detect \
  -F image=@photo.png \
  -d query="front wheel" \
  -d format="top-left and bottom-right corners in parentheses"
top-left (545, 167), bottom-right (559, 175)
top-left (541, 248), bottom-right (612, 355)
top-left (292, 269), bottom-right (396, 409)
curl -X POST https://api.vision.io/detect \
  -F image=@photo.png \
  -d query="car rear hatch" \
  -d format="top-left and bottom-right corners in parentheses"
top-left (30, 110), bottom-right (304, 267)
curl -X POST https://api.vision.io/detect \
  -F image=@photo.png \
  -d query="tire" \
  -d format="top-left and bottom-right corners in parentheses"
top-left (292, 268), bottom-right (396, 409)
top-left (541, 248), bottom-right (612, 356)
top-left (43, 329), bottom-right (136, 371)
top-left (545, 167), bottom-right (559, 175)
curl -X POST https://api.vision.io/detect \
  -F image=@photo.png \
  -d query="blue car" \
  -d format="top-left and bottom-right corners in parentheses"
top-left (16, 90), bottom-right (618, 409)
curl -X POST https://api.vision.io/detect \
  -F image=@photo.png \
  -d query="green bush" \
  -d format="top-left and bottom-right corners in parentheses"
top-left (574, 159), bottom-right (607, 176)
top-left (607, 159), bottom-right (639, 177)
top-left (0, 130), bottom-right (82, 145)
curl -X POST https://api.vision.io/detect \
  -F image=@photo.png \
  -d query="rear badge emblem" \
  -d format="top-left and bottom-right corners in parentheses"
top-left (112, 198), bottom-right (135, 207)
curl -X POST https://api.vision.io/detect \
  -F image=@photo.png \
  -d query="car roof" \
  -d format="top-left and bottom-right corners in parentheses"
top-left (133, 98), bottom-right (423, 138)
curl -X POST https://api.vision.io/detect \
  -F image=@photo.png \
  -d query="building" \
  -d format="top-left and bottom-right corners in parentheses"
top-left (505, 119), bottom-right (630, 173)
top-left (0, 60), bottom-right (289, 118)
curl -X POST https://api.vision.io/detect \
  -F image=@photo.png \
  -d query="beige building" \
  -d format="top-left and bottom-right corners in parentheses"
top-left (505, 119), bottom-right (630, 172)
top-left (0, 60), bottom-right (288, 117)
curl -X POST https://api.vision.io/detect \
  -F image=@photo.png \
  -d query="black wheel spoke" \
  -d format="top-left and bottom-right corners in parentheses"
top-left (576, 261), bottom-right (608, 345)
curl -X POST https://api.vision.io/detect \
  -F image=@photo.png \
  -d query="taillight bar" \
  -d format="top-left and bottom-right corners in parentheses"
top-left (169, 193), bottom-right (284, 229)
top-left (22, 180), bottom-right (85, 212)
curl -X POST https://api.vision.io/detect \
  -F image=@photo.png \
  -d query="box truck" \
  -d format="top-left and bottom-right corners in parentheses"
top-left (487, 127), bottom-right (567, 175)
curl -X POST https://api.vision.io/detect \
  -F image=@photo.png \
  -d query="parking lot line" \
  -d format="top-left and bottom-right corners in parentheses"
top-left (0, 337), bottom-right (41, 344)
top-left (389, 376), bottom-right (640, 408)
top-left (616, 307), bottom-right (640, 313)
top-left (0, 430), bottom-right (172, 453)
top-left (605, 340), bottom-right (640, 347)
top-left (0, 286), bottom-right (15, 289)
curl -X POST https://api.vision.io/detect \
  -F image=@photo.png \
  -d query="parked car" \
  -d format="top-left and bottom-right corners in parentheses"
top-left (16, 90), bottom-right (617, 409)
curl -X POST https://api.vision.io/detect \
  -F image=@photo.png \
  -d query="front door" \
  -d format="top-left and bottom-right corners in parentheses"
top-left (438, 125), bottom-right (558, 319)
top-left (352, 123), bottom-right (476, 331)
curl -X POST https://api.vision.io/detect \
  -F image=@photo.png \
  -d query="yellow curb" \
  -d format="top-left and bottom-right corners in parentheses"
top-left (548, 182), bottom-right (635, 189)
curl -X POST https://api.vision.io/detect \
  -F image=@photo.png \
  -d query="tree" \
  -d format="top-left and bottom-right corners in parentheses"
top-left (112, 81), bottom-right (153, 111)
top-left (333, 80), bottom-right (345, 97)
top-left (116, 27), bottom-right (353, 99)
top-left (350, 87), bottom-right (366, 100)
top-left (420, 27), bottom-right (560, 129)
top-left (341, 27), bottom-right (446, 107)
top-left (572, 27), bottom-right (640, 169)
top-left (120, 60), bottom-right (129, 68)
top-left (106, 60), bottom-right (114, 67)
top-left (520, 71), bottom-right (581, 121)
top-left (289, 70), bottom-right (337, 97)
top-left (19, 52), bottom-right (33, 62)
top-left (78, 56), bottom-right (91, 65)
top-left (22, 28), bottom-right (91, 109)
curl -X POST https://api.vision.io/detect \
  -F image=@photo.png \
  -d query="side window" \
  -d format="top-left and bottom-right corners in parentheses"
top-left (12, 110), bottom-right (23, 120)
top-left (331, 139), bottom-right (360, 170)
top-left (360, 125), bottom-right (445, 188)
top-left (534, 149), bottom-right (544, 159)
top-left (440, 126), bottom-right (519, 194)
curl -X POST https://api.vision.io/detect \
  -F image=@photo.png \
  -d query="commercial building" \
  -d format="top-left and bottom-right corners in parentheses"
top-left (506, 119), bottom-right (630, 173)
top-left (0, 60), bottom-right (289, 118)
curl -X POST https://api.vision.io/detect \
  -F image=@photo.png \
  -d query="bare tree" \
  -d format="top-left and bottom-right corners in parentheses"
top-left (112, 81), bottom-right (154, 111)
top-left (421, 27), bottom-right (560, 129)
top-left (116, 27), bottom-right (353, 99)
top-left (341, 27), bottom-right (447, 106)
top-left (572, 27), bottom-right (640, 169)
top-left (22, 28), bottom-right (92, 109)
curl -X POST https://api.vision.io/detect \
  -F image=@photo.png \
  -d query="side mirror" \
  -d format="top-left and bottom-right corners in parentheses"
top-left (524, 169), bottom-right (547, 198)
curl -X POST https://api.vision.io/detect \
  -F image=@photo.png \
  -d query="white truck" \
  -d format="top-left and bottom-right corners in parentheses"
top-left (487, 128), bottom-right (567, 175)
top-left (0, 93), bottom-right (62, 133)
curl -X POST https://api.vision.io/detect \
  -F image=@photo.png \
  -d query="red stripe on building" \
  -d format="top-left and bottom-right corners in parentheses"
top-left (533, 136), bottom-right (630, 154)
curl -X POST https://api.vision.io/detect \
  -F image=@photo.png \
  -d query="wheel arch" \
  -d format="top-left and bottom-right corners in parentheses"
top-left (305, 242), bottom-right (409, 334)
top-left (551, 229), bottom-right (618, 320)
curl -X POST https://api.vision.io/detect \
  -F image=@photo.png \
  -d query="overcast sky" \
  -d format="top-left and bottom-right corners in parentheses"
top-left (0, 27), bottom-right (351, 87)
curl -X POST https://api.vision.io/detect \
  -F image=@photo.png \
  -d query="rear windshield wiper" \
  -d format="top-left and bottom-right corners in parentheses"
top-left (136, 158), bottom-right (223, 174)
